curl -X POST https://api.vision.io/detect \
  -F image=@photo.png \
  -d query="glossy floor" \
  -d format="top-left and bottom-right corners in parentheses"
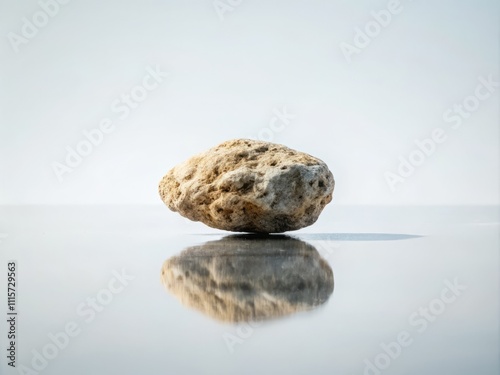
top-left (0, 205), bottom-right (498, 375)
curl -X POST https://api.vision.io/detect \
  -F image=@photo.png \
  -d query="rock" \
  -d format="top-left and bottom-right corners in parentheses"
top-left (159, 139), bottom-right (334, 233)
top-left (161, 235), bottom-right (334, 322)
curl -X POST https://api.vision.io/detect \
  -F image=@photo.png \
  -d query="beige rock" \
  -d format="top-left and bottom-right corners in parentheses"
top-left (159, 139), bottom-right (334, 233)
top-left (161, 235), bottom-right (334, 322)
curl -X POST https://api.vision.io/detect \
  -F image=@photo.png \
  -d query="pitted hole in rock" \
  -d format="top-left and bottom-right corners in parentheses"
top-left (257, 192), bottom-right (268, 199)
top-left (305, 205), bottom-right (316, 215)
top-left (255, 146), bottom-right (269, 153)
top-left (241, 179), bottom-right (255, 194)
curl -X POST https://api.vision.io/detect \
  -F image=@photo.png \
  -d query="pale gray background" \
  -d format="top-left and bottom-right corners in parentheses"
top-left (0, 0), bottom-right (498, 205)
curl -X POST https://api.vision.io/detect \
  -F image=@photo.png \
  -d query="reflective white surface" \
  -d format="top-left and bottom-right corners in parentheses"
top-left (0, 205), bottom-right (498, 374)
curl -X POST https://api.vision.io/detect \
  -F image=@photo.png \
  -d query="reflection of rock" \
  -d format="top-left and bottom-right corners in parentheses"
top-left (161, 235), bottom-right (334, 323)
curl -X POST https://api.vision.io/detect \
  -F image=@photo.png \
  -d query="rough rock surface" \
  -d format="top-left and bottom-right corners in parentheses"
top-left (161, 235), bottom-right (334, 322)
top-left (159, 139), bottom-right (334, 233)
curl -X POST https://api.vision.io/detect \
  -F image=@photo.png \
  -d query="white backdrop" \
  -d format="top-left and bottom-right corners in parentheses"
top-left (1, 0), bottom-right (498, 205)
